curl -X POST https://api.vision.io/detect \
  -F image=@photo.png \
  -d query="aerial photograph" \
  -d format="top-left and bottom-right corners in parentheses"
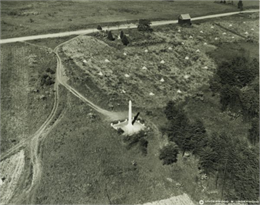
top-left (0, 0), bottom-right (259, 204)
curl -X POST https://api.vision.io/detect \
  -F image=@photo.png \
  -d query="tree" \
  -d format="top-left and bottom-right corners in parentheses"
top-left (238, 0), bottom-right (243, 10)
top-left (120, 30), bottom-right (124, 39)
top-left (199, 146), bottom-right (218, 175)
top-left (107, 31), bottom-right (115, 41)
top-left (219, 85), bottom-right (241, 112)
top-left (137, 19), bottom-right (153, 32)
top-left (121, 35), bottom-right (129, 46)
top-left (159, 143), bottom-right (179, 165)
top-left (97, 25), bottom-right (102, 31)
top-left (240, 86), bottom-right (259, 120)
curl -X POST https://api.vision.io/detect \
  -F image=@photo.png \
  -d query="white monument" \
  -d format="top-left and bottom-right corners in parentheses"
top-left (111, 100), bottom-right (145, 135)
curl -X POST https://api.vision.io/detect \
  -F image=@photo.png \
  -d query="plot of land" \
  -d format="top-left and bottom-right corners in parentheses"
top-left (0, 43), bottom-right (56, 152)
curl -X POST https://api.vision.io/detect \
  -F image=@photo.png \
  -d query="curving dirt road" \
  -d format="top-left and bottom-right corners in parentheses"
top-left (0, 10), bottom-right (258, 45)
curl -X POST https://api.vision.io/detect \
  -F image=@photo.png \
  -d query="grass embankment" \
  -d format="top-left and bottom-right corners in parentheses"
top-left (0, 43), bottom-right (56, 153)
top-left (2, 0), bottom-right (258, 38)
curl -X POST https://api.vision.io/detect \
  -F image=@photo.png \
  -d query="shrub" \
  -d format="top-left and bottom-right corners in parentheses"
top-left (121, 35), bottom-right (129, 46)
top-left (120, 31), bottom-right (124, 39)
top-left (137, 19), bottom-right (153, 32)
top-left (97, 25), bottom-right (102, 31)
top-left (107, 31), bottom-right (115, 41)
top-left (159, 143), bottom-right (179, 165)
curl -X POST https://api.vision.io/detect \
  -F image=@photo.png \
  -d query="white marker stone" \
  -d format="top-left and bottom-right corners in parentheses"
top-left (105, 59), bottom-right (110, 63)
top-left (145, 49), bottom-right (148, 53)
top-left (122, 90), bottom-right (126, 93)
top-left (215, 37), bottom-right (218, 40)
top-left (184, 74), bottom-right (190, 79)
top-left (123, 52), bottom-right (127, 56)
top-left (149, 92), bottom-right (155, 96)
top-left (98, 71), bottom-right (103, 76)
top-left (200, 30), bottom-right (204, 33)
top-left (178, 29), bottom-right (181, 32)
top-left (229, 24), bottom-right (232, 27)
top-left (189, 36), bottom-right (193, 39)
top-left (245, 31), bottom-right (249, 35)
top-left (211, 26), bottom-right (214, 29)
top-left (142, 66), bottom-right (147, 70)
top-left (160, 60), bottom-right (165, 64)
top-left (203, 66), bottom-right (208, 69)
top-left (124, 74), bottom-right (130, 78)
top-left (185, 56), bottom-right (189, 60)
top-left (223, 32), bottom-right (226, 35)
top-left (83, 59), bottom-right (87, 63)
top-left (177, 89), bottom-right (182, 94)
top-left (251, 28), bottom-right (254, 31)
top-left (181, 42), bottom-right (184, 45)
top-left (168, 47), bottom-right (172, 50)
top-left (196, 49), bottom-right (200, 53)
top-left (160, 78), bottom-right (165, 82)
top-left (204, 42), bottom-right (207, 45)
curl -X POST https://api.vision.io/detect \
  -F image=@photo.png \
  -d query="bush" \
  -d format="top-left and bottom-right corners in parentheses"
top-left (120, 31), bottom-right (124, 39)
top-left (137, 19), bottom-right (153, 32)
top-left (121, 35), bottom-right (129, 46)
top-left (97, 25), bottom-right (102, 31)
top-left (159, 143), bottom-right (179, 165)
top-left (107, 31), bottom-right (115, 41)
top-left (123, 131), bottom-right (148, 155)
top-left (46, 67), bottom-right (55, 74)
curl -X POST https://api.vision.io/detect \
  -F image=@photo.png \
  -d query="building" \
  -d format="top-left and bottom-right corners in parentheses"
top-left (178, 14), bottom-right (192, 25)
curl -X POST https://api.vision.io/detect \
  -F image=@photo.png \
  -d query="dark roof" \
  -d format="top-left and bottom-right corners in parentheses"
top-left (179, 14), bottom-right (191, 20)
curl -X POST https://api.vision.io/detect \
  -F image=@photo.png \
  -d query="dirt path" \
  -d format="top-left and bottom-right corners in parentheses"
top-left (0, 10), bottom-right (258, 45)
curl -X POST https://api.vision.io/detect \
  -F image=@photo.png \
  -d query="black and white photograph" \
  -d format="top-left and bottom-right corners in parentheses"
top-left (0, 0), bottom-right (259, 204)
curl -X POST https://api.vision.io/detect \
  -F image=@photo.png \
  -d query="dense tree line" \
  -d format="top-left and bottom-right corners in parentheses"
top-left (163, 101), bottom-right (259, 200)
top-left (209, 56), bottom-right (259, 145)
top-left (209, 57), bottom-right (258, 119)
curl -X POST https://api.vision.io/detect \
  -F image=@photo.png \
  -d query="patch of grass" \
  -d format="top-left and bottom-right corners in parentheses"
top-left (1, 1), bottom-right (251, 38)
top-left (36, 93), bottom-right (183, 204)
top-left (0, 42), bottom-right (56, 153)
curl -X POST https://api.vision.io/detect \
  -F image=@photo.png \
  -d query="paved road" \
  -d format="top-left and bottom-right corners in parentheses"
top-left (0, 9), bottom-right (258, 45)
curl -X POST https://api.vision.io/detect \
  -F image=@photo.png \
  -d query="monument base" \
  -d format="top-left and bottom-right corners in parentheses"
top-left (111, 119), bottom-right (145, 136)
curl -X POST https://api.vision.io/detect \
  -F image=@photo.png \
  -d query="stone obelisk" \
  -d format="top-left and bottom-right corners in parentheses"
top-left (128, 100), bottom-right (132, 126)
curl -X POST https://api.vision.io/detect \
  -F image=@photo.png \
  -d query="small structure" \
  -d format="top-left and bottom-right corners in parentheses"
top-left (178, 14), bottom-right (191, 25)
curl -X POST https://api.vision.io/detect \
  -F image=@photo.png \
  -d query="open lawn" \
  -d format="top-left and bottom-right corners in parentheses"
top-left (2, 0), bottom-right (259, 38)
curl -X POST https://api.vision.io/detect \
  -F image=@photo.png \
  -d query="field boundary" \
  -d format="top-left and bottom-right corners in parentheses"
top-left (0, 10), bottom-right (258, 45)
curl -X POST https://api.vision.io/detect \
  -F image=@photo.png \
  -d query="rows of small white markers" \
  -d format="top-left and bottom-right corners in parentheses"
top-left (85, 22), bottom-right (255, 96)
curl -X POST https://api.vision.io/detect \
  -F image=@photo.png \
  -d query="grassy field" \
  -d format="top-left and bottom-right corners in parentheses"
top-left (0, 42), bottom-right (56, 153)
top-left (1, 0), bottom-right (259, 38)
top-left (35, 88), bottom-right (210, 204)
